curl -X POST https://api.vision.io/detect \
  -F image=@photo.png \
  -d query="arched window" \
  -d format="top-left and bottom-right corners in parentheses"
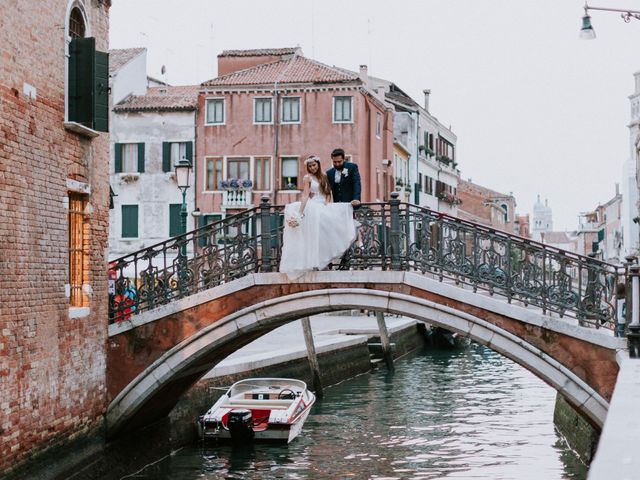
top-left (501, 204), bottom-right (508, 223)
top-left (68, 7), bottom-right (86, 39)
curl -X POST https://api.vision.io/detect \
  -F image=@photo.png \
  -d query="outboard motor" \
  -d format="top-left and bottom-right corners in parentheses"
top-left (227, 409), bottom-right (254, 443)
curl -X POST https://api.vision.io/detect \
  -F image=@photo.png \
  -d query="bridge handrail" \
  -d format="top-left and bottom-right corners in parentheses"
top-left (108, 195), bottom-right (626, 331)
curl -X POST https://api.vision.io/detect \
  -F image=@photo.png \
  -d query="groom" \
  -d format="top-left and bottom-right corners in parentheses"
top-left (326, 148), bottom-right (361, 207)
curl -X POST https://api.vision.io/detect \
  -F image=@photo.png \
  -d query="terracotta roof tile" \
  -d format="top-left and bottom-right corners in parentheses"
top-left (113, 85), bottom-right (200, 112)
top-left (202, 55), bottom-right (360, 87)
top-left (219, 47), bottom-right (300, 57)
top-left (109, 48), bottom-right (145, 75)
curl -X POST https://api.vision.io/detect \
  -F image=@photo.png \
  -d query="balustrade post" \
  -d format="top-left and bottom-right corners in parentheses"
top-left (259, 195), bottom-right (272, 272)
top-left (627, 264), bottom-right (640, 358)
top-left (389, 192), bottom-right (401, 270)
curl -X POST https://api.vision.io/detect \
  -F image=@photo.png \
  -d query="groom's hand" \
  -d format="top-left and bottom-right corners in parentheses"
top-left (351, 200), bottom-right (361, 207)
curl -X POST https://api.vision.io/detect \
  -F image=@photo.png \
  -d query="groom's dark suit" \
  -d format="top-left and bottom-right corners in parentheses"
top-left (326, 162), bottom-right (361, 203)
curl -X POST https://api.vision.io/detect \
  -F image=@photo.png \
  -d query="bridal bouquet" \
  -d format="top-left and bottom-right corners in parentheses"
top-left (285, 211), bottom-right (303, 228)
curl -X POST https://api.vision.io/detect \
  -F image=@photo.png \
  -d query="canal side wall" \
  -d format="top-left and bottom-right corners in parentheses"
top-left (553, 393), bottom-right (600, 463)
top-left (168, 317), bottom-right (426, 445)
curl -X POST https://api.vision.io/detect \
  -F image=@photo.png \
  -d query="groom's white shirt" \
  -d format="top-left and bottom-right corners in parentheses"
top-left (334, 169), bottom-right (341, 183)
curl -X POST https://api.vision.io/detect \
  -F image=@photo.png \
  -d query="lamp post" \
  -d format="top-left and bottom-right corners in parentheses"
top-left (580, 2), bottom-right (640, 39)
top-left (174, 156), bottom-right (192, 257)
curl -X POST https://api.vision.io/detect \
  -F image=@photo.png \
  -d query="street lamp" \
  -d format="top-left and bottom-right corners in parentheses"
top-left (174, 156), bottom-right (192, 256)
top-left (580, 2), bottom-right (640, 39)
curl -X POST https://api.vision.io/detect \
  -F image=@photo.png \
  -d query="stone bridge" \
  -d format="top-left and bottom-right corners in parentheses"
top-left (106, 196), bottom-right (629, 438)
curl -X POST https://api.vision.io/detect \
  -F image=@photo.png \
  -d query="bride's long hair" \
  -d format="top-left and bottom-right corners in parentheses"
top-left (305, 156), bottom-right (332, 199)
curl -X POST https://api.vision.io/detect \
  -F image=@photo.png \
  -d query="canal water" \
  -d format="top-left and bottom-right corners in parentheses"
top-left (125, 343), bottom-right (587, 479)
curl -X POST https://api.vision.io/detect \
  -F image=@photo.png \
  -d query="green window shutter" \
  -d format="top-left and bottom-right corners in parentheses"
top-left (121, 205), bottom-right (138, 238)
top-left (169, 204), bottom-right (185, 237)
top-left (598, 229), bottom-right (605, 242)
top-left (162, 142), bottom-right (171, 172)
top-left (68, 38), bottom-right (109, 132)
top-left (185, 141), bottom-right (193, 161)
top-left (198, 214), bottom-right (207, 247)
top-left (69, 38), bottom-right (95, 128)
top-left (114, 143), bottom-right (123, 173)
top-left (137, 143), bottom-right (145, 173)
top-left (94, 50), bottom-right (109, 132)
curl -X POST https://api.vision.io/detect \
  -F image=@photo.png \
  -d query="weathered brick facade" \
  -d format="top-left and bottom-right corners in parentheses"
top-left (0, 0), bottom-right (110, 474)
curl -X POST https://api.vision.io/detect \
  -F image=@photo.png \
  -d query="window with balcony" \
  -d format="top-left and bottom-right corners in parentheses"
top-left (115, 143), bottom-right (145, 173)
top-left (333, 96), bottom-right (353, 123)
top-left (68, 192), bottom-right (87, 307)
top-left (206, 157), bottom-right (223, 190)
top-left (281, 157), bottom-right (299, 190)
top-left (254, 157), bottom-right (271, 190)
top-left (254, 98), bottom-right (273, 124)
top-left (206, 98), bottom-right (224, 125)
top-left (227, 157), bottom-right (250, 180)
top-left (282, 97), bottom-right (300, 123)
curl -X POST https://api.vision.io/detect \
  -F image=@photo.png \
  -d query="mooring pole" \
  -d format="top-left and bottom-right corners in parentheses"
top-left (375, 311), bottom-right (394, 371)
top-left (301, 316), bottom-right (323, 398)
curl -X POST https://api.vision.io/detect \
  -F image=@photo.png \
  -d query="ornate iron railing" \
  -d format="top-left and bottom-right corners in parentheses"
top-left (109, 194), bottom-right (625, 330)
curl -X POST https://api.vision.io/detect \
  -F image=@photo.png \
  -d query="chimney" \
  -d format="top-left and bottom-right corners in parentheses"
top-left (423, 89), bottom-right (431, 111)
top-left (359, 65), bottom-right (368, 86)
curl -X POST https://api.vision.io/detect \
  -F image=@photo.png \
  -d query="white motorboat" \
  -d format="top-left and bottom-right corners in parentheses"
top-left (198, 378), bottom-right (316, 443)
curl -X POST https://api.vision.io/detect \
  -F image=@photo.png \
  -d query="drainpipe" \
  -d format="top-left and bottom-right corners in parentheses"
top-left (193, 108), bottom-right (198, 227)
top-left (273, 85), bottom-right (280, 193)
top-left (272, 52), bottom-right (299, 196)
top-left (414, 111), bottom-right (420, 205)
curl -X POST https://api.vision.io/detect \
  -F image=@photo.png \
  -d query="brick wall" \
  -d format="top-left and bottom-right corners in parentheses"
top-left (457, 179), bottom-right (516, 233)
top-left (0, 0), bottom-right (110, 473)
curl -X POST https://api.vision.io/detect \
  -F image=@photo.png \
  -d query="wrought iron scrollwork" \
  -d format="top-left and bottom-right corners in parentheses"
top-left (108, 199), bottom-right (623, 330)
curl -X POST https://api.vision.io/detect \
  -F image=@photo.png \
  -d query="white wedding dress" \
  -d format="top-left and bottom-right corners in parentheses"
top-left (279, 178), bottom-right (357, 274)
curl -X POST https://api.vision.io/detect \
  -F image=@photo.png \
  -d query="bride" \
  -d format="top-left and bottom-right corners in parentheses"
top-left (279, 155), bottom-right (357, 274)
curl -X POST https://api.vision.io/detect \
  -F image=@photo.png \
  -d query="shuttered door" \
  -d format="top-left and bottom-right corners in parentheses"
top-left (169, 204), bottom-right (185, 237)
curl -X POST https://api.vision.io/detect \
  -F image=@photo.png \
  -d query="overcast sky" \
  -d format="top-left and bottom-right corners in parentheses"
top-left (110, 0), bottom-right (640, 230)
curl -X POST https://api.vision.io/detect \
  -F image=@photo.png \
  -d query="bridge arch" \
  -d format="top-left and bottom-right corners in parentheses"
top-left (106, 272), bottom-right (624, 438)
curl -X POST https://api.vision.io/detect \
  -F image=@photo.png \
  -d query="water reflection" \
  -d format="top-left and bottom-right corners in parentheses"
top-left (130, 344), bottom-right (588, 480)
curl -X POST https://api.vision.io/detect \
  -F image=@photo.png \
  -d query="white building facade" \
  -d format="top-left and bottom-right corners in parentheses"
top-left (625, 70), bottom-right (640, 257)
top-left (379, 82), bottom-right (459, 214)
top-left (108, 48), bottom-right (197, 261)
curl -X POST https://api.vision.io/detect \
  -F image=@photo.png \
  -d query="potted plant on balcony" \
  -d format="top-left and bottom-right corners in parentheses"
top-left (221, 179), bottom-right (253, 191)
top-left (437, 191), bottom-right (462, 206)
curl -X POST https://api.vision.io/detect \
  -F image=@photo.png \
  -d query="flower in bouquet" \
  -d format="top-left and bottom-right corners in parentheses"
top-left (286, 211), bottom-right (303, 228)
top-left (241, 179), bottom-right (253, 189)
top-left (220, 179), bottom-right (230, 189)
top-left (229, 178), bottom-right (240, 189)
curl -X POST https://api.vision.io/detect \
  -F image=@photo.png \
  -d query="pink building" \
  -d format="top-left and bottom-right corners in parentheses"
top-left (195, 48), bottom-right (393, 222)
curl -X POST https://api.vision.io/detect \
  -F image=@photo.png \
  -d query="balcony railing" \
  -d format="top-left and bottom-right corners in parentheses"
top-left (222, 189), bottom-right (253, 208)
